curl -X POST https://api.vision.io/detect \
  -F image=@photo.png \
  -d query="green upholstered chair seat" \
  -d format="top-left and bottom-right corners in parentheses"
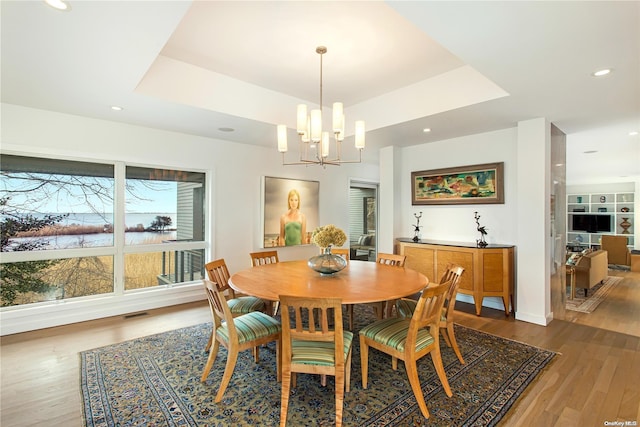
top-left (216, 311), bottom-right (281, 345)
top-left (396, 299), bottom-right (447, 321)
top-left (291, 331), bottom-right (354, 366)
top-left (359, 317), bottom-right (434, 353)
top-left (396, 299), bottom-right (417, 318)
top-left (227, 296), bottom-right (265, 314)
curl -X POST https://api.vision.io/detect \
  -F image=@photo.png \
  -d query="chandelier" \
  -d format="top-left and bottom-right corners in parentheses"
top-left (277, 46), bottom-right (365, 167)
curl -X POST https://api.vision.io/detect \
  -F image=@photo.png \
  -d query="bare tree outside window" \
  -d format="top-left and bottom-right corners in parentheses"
top-left (0, 155), bottom-right (206, 307)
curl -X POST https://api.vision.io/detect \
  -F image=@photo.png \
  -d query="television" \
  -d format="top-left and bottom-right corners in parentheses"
top-left (572, 214), bottom-right (612, 233)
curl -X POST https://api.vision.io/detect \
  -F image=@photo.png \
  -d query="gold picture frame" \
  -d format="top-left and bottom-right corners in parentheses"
top-left (411, 162), bottom-right (504, 205)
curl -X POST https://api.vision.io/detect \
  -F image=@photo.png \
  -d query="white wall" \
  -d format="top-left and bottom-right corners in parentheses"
top-left (397, 128), bottom-right (518, 244)
top-left (0, 103), bottom-right (379, 333)
top-left (390, 127), bottom-right (520, 313)
top-left (377, 124), bottom-right (552, 324)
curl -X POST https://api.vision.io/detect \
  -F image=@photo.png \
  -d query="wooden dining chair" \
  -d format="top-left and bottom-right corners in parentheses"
top-left (396, 263), bottom-right (466, 364)
top-left (204, 259), bottom-right (266, 352)
top-left (279, 295), bottom-right (353, 427)
top-left (368, 253), bottom-right (407, 322)
top-left (249, 250), bottom-right (280, 315)
top-left (249, 250), bottom-right (279, 266)
top-left (330, 247), bottom-right (350, 260)
top-left (200, 280), bottom-right (281, 402)
top-left (359, 279), bottom-right (452, 420)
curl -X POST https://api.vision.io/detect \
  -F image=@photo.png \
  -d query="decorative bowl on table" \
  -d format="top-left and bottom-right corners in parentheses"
top-left (308, 225), bottom-right (348, 276)
top-left (308, 247), bottom-right (347, 275)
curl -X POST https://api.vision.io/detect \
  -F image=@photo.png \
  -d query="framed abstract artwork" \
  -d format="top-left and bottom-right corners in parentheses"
top-left (411, 162), bottom-right (504, 205)
top-left (262, 177), bottom-right (320, 248)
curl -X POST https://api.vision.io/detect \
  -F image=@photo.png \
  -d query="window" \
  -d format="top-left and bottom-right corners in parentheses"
top-left (1, 154), bottom-right (206, 307)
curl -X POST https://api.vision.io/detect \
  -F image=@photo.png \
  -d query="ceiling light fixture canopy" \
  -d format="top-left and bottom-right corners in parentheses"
top-left (277, 46), bottom-right (365, 167)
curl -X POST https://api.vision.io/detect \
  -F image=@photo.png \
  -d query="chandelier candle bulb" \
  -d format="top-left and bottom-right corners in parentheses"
top-left (332, 102), bottom-right (344, 132)
top-left (302, 117), bottom-right (310, 143)
top-left (277, 125), bottom-right (288, 152)
top-left (321, 132), bottom-right (330, 157)
top-left (355, 120), bottom-right (366, 149)
top-left (310, 109), bottom-right (322, 142)
top-left (296, 104), bottom-right (308, 134)
top-left (337, 114), bottom-right (345, 141)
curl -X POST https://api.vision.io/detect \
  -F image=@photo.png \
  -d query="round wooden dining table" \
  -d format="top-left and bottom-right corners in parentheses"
top-left (229, 260), bottom-right (428, 304)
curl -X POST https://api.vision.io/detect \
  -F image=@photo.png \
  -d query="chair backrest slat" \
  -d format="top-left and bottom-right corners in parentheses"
top-left (280, 296), bottom-right (344, 352)
top-left (376, 253), bottom-right (406, 267)
top-left (203, 279), bottom-right (237, 338)
top-left (249, 250), bottom-right (279, 267)
top-left (409, 280), bottom-right (451, 334)
top-left (438, 263), bottom-right (465, 316)
top-left (205, 259), bottom-right (235, 298)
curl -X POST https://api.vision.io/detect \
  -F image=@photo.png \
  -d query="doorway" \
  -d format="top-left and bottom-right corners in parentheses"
top-left (349, 182), bottom-right (378, 261)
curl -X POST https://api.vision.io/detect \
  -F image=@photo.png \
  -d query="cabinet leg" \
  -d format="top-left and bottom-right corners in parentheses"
top-left (474, 297), bottom-right (483, 316)
top-left (502, 295), bottom-right (510, 316)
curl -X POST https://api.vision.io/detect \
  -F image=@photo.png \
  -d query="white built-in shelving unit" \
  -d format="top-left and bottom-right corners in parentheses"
top-left (567, 192), bottom-right (635, 250)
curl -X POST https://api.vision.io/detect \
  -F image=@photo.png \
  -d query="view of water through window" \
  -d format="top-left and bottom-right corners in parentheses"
top-left (0, 154), bottom-right (206, 307)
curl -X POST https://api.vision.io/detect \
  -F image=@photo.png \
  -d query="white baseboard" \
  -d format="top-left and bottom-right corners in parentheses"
top-left (0, 283), bottom-right (206, 336)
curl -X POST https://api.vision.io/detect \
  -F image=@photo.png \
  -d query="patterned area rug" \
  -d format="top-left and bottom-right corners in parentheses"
top-left (80, 307), bottom-right (555, 427)
top-left (566, 275), bottom-right (623, 313)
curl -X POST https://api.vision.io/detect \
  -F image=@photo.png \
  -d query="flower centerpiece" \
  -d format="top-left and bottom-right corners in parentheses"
top-left (308, 224), bottom-right (348, 275)
top-left (311, 224), bottom-right (347, 249)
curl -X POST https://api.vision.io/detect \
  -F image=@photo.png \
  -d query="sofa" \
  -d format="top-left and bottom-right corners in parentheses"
top-left (350, 234), bottom-right (376, 261)
top-left (567, 249), bottom-right (608, 295)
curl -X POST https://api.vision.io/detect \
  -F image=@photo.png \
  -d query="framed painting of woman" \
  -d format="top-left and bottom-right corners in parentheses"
top-left (262, 177), bottom-right (319, 248)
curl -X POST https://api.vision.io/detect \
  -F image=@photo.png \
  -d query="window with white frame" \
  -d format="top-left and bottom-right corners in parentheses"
top-left (0, 154), bottom-right (206, 307)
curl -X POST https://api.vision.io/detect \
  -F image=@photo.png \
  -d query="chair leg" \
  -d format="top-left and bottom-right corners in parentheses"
top-left (215, 346), bottom-right (239, 403)
top-left (201, 340), bottom-right (220, 382)
top-left (359, 336), bottom-right (369, 389)
top-left (372, 302), bottom-right (385, 320)
top-left (446, 323), bottom-right (465, 364)
top-left (345, 348), bottom-right (352, 393)
top-left (276, 339), bottom-right (282, 382)
top-left (405, 358), bottom-right (430, 419)
top-left (385, 300), bottom-right (395, 318)
top-left (335, 370), bottom-right (345, 427)
top-left (280, 368), bottom-right (291, 427)
top-left (205, 331), bottom-right (213, 352)
top-left (429, 347), bottom-right (453, 397)
top-left (347, 304), bottom-right (354, 330)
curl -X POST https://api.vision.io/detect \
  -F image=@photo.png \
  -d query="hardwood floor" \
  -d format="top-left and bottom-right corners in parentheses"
top-left (1, 271), bottom-right (639, 427)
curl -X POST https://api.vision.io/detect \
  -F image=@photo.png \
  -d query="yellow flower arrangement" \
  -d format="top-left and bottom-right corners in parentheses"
top-left (311, 224), bottom-right (347, 249)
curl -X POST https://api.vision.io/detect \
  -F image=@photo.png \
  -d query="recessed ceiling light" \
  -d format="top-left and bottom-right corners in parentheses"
top-left (44, 0), bottom-right (71, 11)
top-left (422, 128), bottom-right (431, 133)
top-left (110, 106), bottom-right (123, 111)
top-left (583, 150), bottom-right (598, 154)
top-left (218, 127), bottom-right (235, 132)
top-left (629, 131), bottom-right (639, 136)
top-left (592, 68), bottom-right (612, 77)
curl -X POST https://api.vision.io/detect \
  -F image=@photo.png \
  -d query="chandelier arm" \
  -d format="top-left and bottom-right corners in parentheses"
top-left (278, 46), bottom-right (363, 167)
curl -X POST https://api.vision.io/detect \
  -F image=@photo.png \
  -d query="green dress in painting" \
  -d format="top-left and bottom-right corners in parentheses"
top-left (284, 221), bottom-right (302, 246)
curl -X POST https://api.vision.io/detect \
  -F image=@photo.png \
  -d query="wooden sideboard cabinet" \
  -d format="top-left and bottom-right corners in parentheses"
top-left (396, 238), bottom-right (515, 316)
